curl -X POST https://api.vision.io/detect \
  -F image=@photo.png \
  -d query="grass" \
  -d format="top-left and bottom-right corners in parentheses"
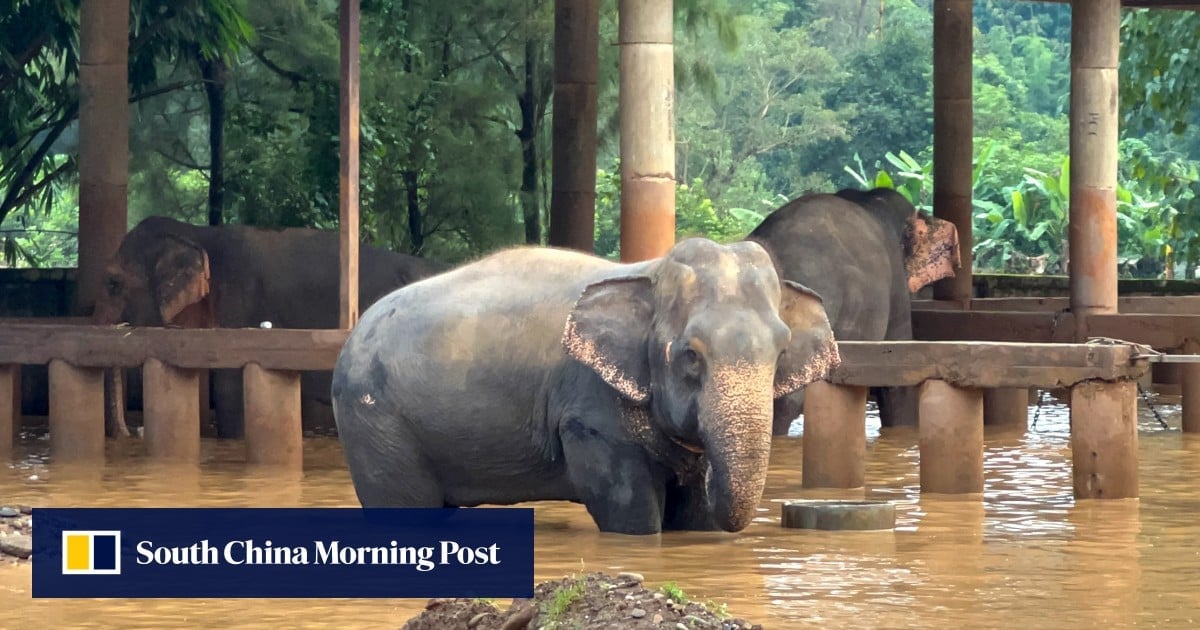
top-left (704, 599), bottom-right (731, 619)
top-left (658, 581), bottom-right (688, 604)
top-left (541, 575), bottom-right (588, 627)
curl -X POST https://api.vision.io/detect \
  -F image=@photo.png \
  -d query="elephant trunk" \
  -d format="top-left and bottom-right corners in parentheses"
top-left (700, 362), bottom-right (775, 533)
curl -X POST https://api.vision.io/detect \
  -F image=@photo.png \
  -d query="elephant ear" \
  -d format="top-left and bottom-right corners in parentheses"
top-left (774, 280), bottom-right (841, 398)
top-left (904, 211), bottom-right (961, 293)
top-left (562, 275), bottom-right (655, 403)
top-left (152, 234), bottom-right (212, 325)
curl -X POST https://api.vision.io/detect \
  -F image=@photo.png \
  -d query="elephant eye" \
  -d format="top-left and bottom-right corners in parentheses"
top-left (680, 347), bottom-right (704, 379)
top-left (106, 277), bottom-right (123, 295)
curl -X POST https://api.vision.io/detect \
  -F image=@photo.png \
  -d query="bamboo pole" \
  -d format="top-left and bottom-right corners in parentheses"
top-left (76, 0), bottom-right (130, 315)
top-left (618, 0), bottom-right (675, 262)
top-left (339, 0), bottom-right (361, 329)
top-left (931, 0), bottom-right (973, 304)
top-left (548, 0), bottom-right (601, 253)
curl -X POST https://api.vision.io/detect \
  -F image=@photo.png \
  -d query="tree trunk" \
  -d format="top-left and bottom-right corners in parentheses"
top-left (76, 0), bottom-right (130, 316)
top-left (548, 0), bottom-right (600, 253)
top-left (519, 38), bottom-right (542, 245)
top-left (199, 55), bottom-right (226, 226)
top-left (403, 169), bottom-right (424, 254)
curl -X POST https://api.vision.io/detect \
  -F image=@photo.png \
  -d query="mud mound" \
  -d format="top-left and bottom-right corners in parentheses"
top-left (401, 571), bottom-right (763, 629)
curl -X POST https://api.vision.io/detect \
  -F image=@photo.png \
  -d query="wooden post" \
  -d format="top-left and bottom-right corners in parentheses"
top-left (243, 363), bottom-right (302, 467)
top-left (48, 359), bottom-right (106, 461)
top-left (549, 0), bottom-right (600, 253)
top-left (801, 382), bottom-right (867, 489)
top-left (918, 379), bottom-right (984, 494)
top-left (983, 387), bottom-right (1028, 431)
top-left (931, 0), bottom-right (973, 304)
top-left (1070, 380), bottom-right (1137, 499)
top-left (618, 0), bottom-right (675, 262)
top-left (76, 0), bottom-right (130, 316)
top-left (338, 0), bottom-right (361, 329)
top-left (1182, 339), bottom-right (1200, 433)
top-left (0, 365), bottom-right (16, 456)
top-left (142, 359), bottom-right (200, 461)
top-left (1068, 0), bottom-right (1120, 339)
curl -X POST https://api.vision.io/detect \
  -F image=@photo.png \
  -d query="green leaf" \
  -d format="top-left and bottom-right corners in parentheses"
top-left (874, 170), bottom-right (894, 189)
top-left (1012, 190), bottom-right (1026, 226)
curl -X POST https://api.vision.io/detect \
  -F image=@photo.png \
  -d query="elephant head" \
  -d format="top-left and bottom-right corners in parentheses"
top-left (562, 238), bottom-right (840, 532)
top-left (92, 218), bottom-right (214, 327)
top-left (837, 187), bottom-right (961, 293)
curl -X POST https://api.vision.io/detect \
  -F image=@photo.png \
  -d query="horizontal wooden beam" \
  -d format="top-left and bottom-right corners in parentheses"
top-left (0, 324), bottom-right (348, 370)
top-left (829, 340), bottom-right (1147, 388)
top-left (0, 324), bottom-right (1148, 389)
top-left (914, 295), bottom-right (1200, 314)
top-left (912, 310), bottom-right (1200, 351)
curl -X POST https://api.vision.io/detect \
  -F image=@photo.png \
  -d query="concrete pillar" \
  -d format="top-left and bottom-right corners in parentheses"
top-left (931, 0), bottom-right (974, 303)
top-left (1070, 380), bottom-right (1138, 499)
top-left (983, 387), bottom-right (1028, 431)
top-left (142, 359), bottom-right (200, 461)
top-left (48, 359), bottom-right (106, 461)
top-left (0, 365), bottom-right (16, 456)
top-left (918, 379), bottom-right (984, 494)
top-left (76, 0), bottom-right (130, 315)
top-left (801, 381), bottom-right (868, 489)
top-left (1068, 0), bottom-right (1120, 339)
top-left (618, 0), bottom-right (675, 262)
top-left (549, 0), bottom-right (600, 252)
top-left (243, 363), bottom-right (302, 467)
top-left (1182, 339), bottom-right (1200, 433)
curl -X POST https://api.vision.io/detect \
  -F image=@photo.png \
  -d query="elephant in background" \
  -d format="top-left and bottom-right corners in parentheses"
top-left (746, 187), bottom-right (960, 434)
top-left (93, 216), bottom-right (449, 439)
top-left (331, 238), bottom-right (840, 535)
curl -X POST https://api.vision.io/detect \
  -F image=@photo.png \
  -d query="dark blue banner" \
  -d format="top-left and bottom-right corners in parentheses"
top-left (31, 507), bottom-right (535, 598)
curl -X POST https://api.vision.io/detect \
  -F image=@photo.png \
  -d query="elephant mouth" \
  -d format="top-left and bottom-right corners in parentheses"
top-left (670, 435), bottom-right (705, 455)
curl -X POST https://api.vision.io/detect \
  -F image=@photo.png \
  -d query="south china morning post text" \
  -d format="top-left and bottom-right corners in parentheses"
top-left (31, 507), bottom-right (535, 599)
top-left (133, 537), bottom-right (500, 572)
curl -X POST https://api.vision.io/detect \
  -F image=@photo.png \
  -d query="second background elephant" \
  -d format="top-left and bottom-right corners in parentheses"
top-left (747, 187), bottom-right (960, 435)
top-left (93, 216), bottom-right (449, 439)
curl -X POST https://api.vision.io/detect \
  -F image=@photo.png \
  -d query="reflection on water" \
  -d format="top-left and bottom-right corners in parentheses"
top-left (4, 392), bottom-right (1200, 628)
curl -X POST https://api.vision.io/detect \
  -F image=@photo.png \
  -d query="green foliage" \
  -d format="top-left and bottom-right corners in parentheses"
top-left (1121, 10), bottom-right (1200, 138)
top-left (658, 581), bottom-right (689, 604)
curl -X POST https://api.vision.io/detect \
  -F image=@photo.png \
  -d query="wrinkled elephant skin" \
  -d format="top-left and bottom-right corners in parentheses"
top-left (331, 239), bottom-right (840, 535)
top-left (93, 216), bottom-right (448, 439)
top-left (747, 187), bottom-right (960, 434)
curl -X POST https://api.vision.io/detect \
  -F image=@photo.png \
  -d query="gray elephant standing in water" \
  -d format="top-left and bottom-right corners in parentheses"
top-left (332, 238), bottom-right (840, 535)
top-left (747, 187), bottom-right (960, 434)
top-left (93, 216), bottom-right (448, 439)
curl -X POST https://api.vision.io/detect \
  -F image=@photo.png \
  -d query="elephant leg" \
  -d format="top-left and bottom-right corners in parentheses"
top-left (876, 385), bottom-right (920, 428)
top-left (300, 370), bottom-right (338, 435)
top-left (212, 368), bottom-right (245, 439)
top-left (561, 418), bottom-right (666, 535)
top-left (772, 389), bottom-right (805, 436)
top-left (662, 483), bottom-right (718, 531)
top-left (336, 404), bottom-right (443, 507)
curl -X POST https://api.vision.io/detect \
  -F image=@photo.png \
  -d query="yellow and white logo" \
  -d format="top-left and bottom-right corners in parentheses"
top-left (61, 530), bottom-right (122, 575)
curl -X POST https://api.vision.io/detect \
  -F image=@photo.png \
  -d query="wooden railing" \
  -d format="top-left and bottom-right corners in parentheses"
top-left (0, 321), bottom-right (1152, 501)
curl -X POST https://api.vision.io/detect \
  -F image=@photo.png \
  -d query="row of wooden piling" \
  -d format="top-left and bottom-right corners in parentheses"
top-left (802, 380), bottom-right (1139, 499)
top-left (0, 360), bottom-right (303, 468)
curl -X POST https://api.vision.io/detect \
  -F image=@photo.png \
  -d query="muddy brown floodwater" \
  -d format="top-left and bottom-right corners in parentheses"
top-left (3, 394), bottom-right (1200, 628)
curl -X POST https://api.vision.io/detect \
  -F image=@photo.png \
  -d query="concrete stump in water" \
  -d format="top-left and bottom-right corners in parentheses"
top-left (781, 500), bottom-right (896, 531)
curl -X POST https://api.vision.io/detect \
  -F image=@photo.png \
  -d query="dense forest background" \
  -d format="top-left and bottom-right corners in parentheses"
top-left (2, 0), bottom-right (1199, 277)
